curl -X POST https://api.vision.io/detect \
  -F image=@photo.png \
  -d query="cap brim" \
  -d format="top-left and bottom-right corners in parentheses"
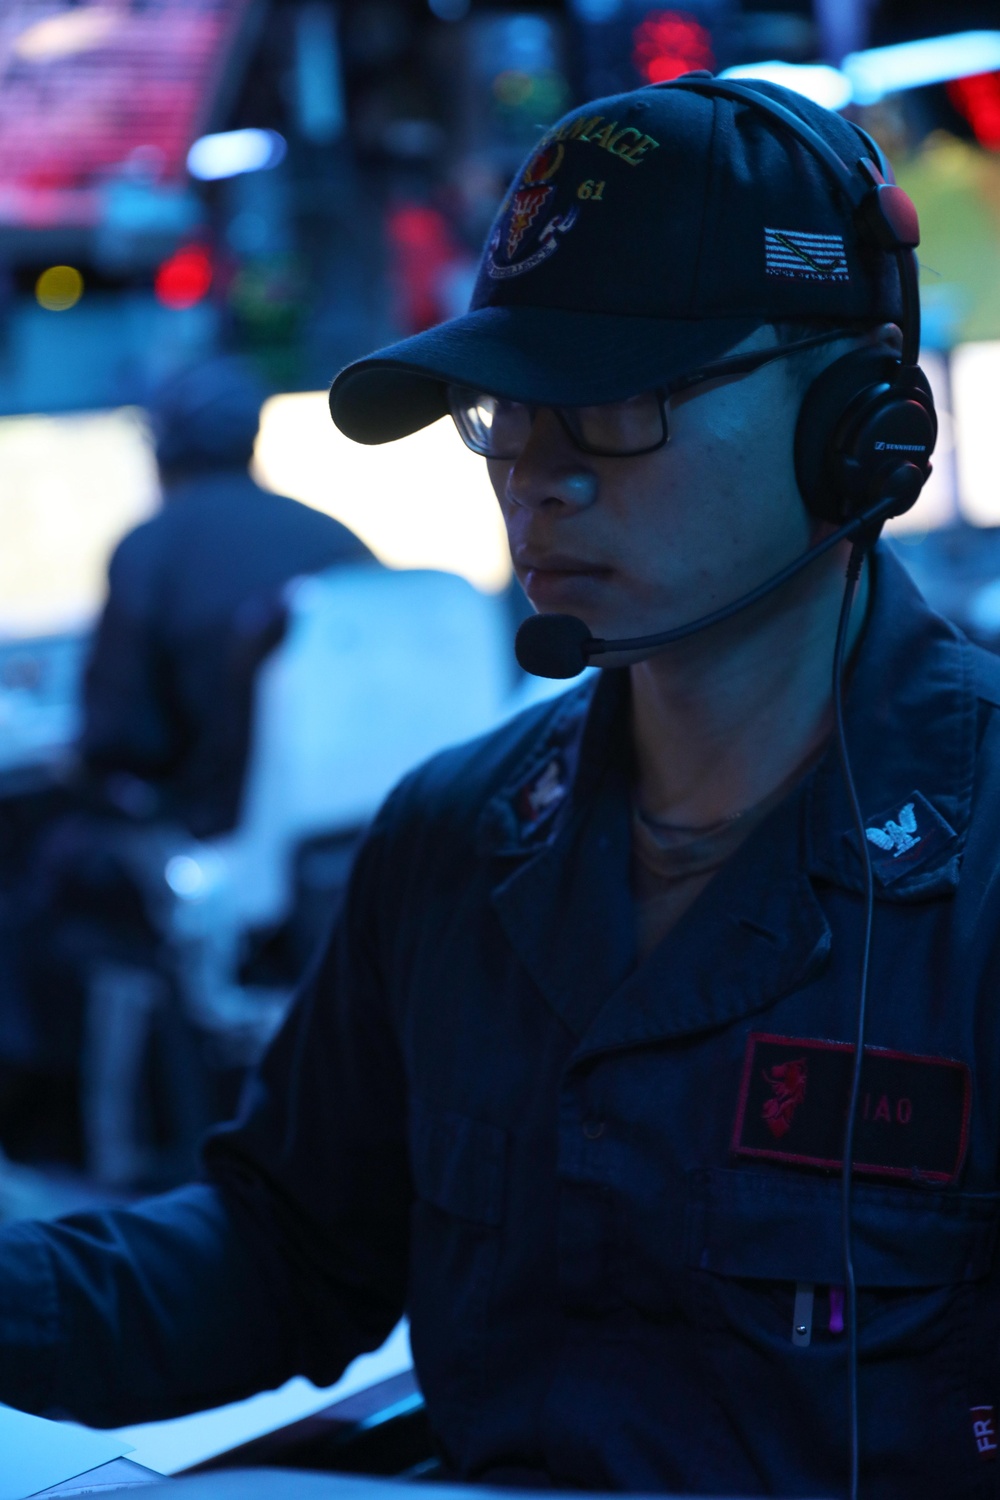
top-left (329, 305), bottom-right (762, 444)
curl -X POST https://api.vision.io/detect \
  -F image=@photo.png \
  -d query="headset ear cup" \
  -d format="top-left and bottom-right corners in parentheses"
top-left (795, 347), bottom-right (936, 524)
top-left (795, 348), bottom-right (896, 523)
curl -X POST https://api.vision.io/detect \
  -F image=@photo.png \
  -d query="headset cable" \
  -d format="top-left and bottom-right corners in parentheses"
top-left (831, 540), bottom-right (876, 1500)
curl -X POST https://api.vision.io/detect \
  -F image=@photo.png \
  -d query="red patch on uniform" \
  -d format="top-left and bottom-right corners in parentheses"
top-left (732, 1033), bottom-right (971, 1185)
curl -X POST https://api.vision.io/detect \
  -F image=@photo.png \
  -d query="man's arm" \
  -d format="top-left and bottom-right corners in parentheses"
top-left (0, 804), bottom-right (412, 1427)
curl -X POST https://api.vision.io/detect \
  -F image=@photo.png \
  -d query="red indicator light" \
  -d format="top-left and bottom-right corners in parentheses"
top-left (386, 203), bottom-right (459, 333)
top-left (632, 10), bottom-right (714, 86)
top-left (948, 73), bottom-right (1000, 151)
top-left (154, 243), bottom-right (213, 309)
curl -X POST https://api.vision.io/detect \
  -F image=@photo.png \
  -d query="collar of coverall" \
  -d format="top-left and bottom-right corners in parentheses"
top-left (480, 544), bottom-right (974, 903)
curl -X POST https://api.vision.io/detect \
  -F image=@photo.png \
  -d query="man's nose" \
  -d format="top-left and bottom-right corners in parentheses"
top-left (504, 410), bottom-right (598, 512)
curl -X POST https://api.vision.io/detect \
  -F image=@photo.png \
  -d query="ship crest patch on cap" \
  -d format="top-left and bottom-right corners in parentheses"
top-left (487, 141), bottom-right (581, 281)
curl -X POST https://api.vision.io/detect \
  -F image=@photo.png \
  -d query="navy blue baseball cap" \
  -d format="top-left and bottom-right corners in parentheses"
top-left (329, 77), bottom-right (904, 445)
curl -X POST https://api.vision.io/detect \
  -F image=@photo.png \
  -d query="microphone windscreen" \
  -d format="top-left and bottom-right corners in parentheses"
top-left (515, 613), bottom-right (592, 679)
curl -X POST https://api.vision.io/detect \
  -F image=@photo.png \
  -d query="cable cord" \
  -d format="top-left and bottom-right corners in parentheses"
top-left (584, 493), bottom-right (902, 663)
top-left (831, 542), bottom-right (876, 1500)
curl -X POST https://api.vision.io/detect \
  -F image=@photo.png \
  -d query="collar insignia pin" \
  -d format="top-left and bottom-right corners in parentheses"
top-left (866, 802), bottom-right (920, 858)
top-left (524, 758), bottom-right (565, 820)
top-left (512, 754), bottom-right (568, 838)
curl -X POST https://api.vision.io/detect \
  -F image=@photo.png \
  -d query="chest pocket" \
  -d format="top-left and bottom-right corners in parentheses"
top-left (684, 1166), bottom-right (999, 1356)
top-left (681, 1168), bottom-right (1000, 1493)
top-left (688, 1166), bottom-right (997, 1287)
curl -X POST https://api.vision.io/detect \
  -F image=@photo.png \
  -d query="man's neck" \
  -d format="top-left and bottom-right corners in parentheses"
top-left (629, 549), bottom-right (871, 829)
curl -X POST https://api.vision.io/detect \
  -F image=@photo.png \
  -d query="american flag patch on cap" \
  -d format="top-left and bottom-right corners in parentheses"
top-left (765, 227), bottom-right (849, 282)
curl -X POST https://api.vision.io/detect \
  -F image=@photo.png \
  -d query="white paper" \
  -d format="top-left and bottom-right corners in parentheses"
top-left (0, 1404), bottom-right (133, 1500)
top-left (111, 1317), bottom-right (413, 1476)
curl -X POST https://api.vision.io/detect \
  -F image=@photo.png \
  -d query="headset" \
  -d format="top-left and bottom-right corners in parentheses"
top-left (699, 81), bottom-right (937, 529)
top-left (514, 76), bottom-right (938, 1500)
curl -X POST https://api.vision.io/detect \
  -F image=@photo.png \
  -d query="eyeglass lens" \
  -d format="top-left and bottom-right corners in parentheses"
top-left (449, 332), bottom-right (849, 461)
top-left (449, 388), bottom-right (667, 459)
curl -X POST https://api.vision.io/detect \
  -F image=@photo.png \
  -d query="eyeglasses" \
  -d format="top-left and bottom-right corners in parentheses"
top-left (448, 329), bottom-right (846, 460)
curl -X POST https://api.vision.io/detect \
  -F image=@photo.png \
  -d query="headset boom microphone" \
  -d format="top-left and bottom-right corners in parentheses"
top-left (515, 490), bottom-right (909, 680)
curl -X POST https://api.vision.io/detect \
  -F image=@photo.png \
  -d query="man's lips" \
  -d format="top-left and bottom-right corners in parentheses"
top-left (515, 552), bottom-right (611, 580)
top-left (516, 555), bottom-right (613, 608)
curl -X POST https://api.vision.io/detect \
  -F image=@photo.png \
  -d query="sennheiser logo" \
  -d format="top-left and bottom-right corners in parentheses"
top-left (874, 440), bottom-right (927, 452)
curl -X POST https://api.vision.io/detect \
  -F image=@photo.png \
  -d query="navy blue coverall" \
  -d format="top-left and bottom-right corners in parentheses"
top-left (3, 546), bottom-right (1000, 1498)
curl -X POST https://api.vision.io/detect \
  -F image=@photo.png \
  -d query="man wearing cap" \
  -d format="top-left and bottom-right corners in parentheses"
top-left (80, 355), bottom-right (374, 837)
top-left (1, 80), bottom-right (1000, 1500)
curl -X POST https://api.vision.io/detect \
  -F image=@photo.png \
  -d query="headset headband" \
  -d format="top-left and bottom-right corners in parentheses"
top-left (663, 77), bottom-right (921, 367)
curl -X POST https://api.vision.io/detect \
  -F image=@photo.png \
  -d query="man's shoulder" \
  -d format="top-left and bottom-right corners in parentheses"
top-left (954, 639), bottom-right (1000, 869)
top-left (106, 511), bottom-right (169, 594)
top-left (966, 640), bottom-right (1000, 807)
top-left (968, 640), bottom-right (1000, 710)
top-left (202, 477), bottom-right (373, 559)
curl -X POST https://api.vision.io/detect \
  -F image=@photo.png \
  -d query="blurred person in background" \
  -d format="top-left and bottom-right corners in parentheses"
top-left (0, 359), bottom-right (376, 1170)
top-left (79, 355), bottom-right (374, 840)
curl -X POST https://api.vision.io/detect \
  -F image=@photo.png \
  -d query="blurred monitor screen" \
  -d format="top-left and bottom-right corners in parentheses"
top-left (253, 393), bottom-right (513, 594)
top-left (0, 0), bottom-right (250, 227)
top-left (884, 347), bottom-right (957, 537)
top-left (952, 340), bottom-right (1000, 527)
top-left (0, 406), bottom-right (159, 636)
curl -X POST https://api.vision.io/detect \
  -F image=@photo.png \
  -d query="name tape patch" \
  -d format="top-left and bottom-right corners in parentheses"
top-left (732, 1032), bottom-right (971, 1184)
top-left (765, 227), bottom-right (849, 282)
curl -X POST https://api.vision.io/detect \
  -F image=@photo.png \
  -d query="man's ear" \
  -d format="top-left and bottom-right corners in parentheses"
top-left (872, 321), bottom-right (904, 355)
